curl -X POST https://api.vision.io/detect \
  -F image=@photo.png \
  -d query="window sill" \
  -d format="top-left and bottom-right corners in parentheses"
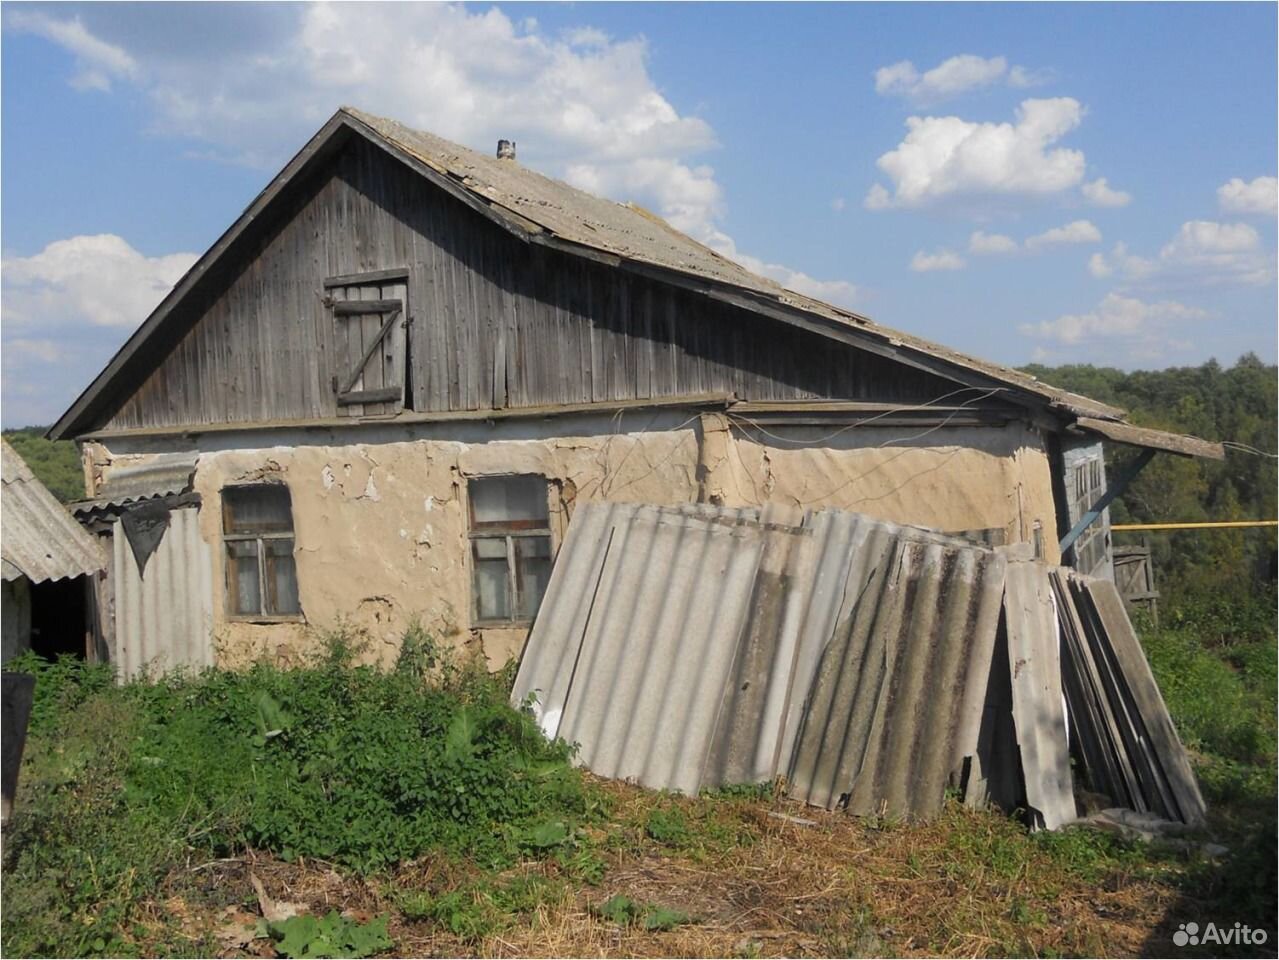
top-left (473, 620), bottom-right (534, 630)
top-left (225, 615), bottom-right (307, 625)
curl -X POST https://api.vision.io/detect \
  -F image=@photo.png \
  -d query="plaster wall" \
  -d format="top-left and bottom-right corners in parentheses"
top-left (87, 411), bottom-right (1059, 669)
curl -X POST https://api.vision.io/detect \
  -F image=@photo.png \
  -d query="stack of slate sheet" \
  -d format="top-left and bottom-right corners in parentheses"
top-left (1052, 570), bottom-right (1206, 825)
top-left (512, 501), bottom-right (1205, 827)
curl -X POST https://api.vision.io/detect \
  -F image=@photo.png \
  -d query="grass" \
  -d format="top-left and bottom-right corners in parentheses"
top-left (2, 589), bottom-right (1274, 958)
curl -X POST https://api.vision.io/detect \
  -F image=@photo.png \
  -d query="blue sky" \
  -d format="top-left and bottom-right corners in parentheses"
top-left (2, 1), bottom-right (1275, 427)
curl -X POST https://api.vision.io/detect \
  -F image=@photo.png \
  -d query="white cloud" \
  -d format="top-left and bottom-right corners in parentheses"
top-left (969, 230), bottom-right (1019, 255)
top-left (910, 249), bottom-right (966, 272)
top-left (1025, 219), bottom-right (1102, 250)
top-left (1, 235), bottom-right (199, 426)
top-left (2, 234), bottom-right (197, 330)
top-left (874, 54), bottom-right (1048, 104)
top-left (1020, 292), bottom-right (1209, 349)
top-left (1088, 241), bottom-right (1156, 280)
top-left (1158, 220), bottom-right (1272, 284)
top-left (7, 11), bottom-right (138, 91)
top-left (830, 196), bottom-right (846, 212)
top-left (865, 98), bottom-right (1088, 209)
top-left (1088, 222), bottom-right (1272, 287)
top-left (20, 4), bottom-right (857, 309)
top-left (1217, 176), bottom-right (1278, 217)
top-left (1081, 177), bottom-right (1132, 208)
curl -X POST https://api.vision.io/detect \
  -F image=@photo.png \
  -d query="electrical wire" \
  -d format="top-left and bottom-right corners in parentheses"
top-left (1221, 440), bottom-right (1279, 459)
top-left (721, 385), bottom-right (1009, 447)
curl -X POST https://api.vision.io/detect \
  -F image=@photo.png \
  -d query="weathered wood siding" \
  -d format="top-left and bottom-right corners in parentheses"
top-left (106, 137), bottom-right (956, 431)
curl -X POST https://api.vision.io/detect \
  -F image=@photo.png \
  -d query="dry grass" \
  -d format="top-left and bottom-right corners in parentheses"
top-left (136, 776), bottom-right (1216, 959)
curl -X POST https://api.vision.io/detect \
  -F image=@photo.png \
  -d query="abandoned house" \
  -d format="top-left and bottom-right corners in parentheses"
top-left (1, 440), bottom-right (105, 663)
top-left (48, 107), bottom-right (1224, 677)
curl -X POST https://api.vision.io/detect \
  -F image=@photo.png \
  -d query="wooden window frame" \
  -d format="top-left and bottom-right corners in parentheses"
top-left (467, 475), bottom-right (553, 628)
top-left (222, 484), bottom-right (303, 623)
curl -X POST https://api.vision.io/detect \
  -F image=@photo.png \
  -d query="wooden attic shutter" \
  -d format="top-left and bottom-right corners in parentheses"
top-left (326, 272), bottom-right (409, 416)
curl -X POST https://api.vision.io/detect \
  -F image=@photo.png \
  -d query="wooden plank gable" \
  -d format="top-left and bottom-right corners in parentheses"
top-left (99, 136), bottom-right (969, 434)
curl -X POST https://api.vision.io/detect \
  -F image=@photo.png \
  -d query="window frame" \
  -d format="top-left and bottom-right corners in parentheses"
top-left (466, 474), bottom-right (553, 628)
top-left (221, 483), bottom-right (303, 622)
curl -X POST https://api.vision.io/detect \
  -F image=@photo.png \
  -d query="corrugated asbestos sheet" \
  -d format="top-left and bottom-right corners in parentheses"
top-left (0, 440), bottom-right (104, 583)
top-left (1003, 554), bottom-right (1076, 829)
top-left (786, 533), bottom-right (1006, 819)
top-left (1053, 570), bottom-right (1206, 824)
top-left (516, 501), bottom-right (1206, 826)
top-left (112, 505), bottom-right (214, 678)
top-left (514, 502), bottom-right (1007, 817)
top-left (73, 453), bottom-right (199, 515)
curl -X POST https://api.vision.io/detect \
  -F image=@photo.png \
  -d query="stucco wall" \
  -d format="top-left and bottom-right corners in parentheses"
top-left (87, 410), bottom-right (1060, 670)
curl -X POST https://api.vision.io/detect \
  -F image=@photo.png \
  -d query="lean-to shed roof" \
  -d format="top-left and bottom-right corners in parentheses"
top-left (1, 440), bottom-right (104, 583)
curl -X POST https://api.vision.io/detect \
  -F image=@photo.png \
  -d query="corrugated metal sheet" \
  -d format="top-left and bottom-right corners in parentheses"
top-left (112, 505), bottom-right (214, 678)
top-left (515, 502), bottom-right (1008, 816)
top-left (1, 440), bottom-right (104, 583)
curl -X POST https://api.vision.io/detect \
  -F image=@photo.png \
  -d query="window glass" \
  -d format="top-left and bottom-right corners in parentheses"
top-left (468, 475), bottom-right (552, 624)
top-left (222, 484), bottom-right (299, 618)
top-left (227, 540), bottom-right (262, 616)
top-left (515, 537), bottom-right (552, 620)
top-left (224, 485), bottom-right (293, 534)
top-left (265, 539), bottom-right (300, 616)
top-left (473, 539), bottom-right (512, 621)
top-left (469, 475), bottom-right (548, 528)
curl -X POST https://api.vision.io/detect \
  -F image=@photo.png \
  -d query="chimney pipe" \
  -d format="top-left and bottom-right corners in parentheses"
top-left (496, 139), bottom-right (516, 160)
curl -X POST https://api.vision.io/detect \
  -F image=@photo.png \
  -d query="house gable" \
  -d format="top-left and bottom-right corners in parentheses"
top-left (84, 133), bottom-right (979, 435)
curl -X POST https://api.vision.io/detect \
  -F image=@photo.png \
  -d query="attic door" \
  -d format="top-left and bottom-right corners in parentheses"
top-left (326, 273), bottom-right (409, 416)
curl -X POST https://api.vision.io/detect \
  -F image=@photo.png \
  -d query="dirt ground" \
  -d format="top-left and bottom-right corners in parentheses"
top-left (141, 778), bottom-right (1222, 959)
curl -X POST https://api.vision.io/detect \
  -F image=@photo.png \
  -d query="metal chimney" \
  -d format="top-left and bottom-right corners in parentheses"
top-left (496, 140), bottom-right (516, 160)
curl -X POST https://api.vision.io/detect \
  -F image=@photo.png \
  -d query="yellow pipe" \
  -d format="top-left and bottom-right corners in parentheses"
top-left (1111, 520), bottom-right (1279, 531)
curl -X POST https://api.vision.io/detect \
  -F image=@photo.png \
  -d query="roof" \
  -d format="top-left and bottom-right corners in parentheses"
top-left (1, 440), bottom-right (105, 583)
top-left (70, 452), bottom-right (199, 516)
top-left (50, 107), bottom-right (1221, 456)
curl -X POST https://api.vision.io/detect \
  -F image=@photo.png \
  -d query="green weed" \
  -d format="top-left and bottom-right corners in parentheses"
top-left (268, 911), bottom-right (392, 959)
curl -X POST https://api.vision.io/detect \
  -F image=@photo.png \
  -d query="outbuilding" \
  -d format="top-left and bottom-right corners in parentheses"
top-left (1, 440), bottom-right (105, 663)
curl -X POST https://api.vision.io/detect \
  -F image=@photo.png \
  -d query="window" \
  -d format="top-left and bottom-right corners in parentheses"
top-left (222, 485), bottom-right (301, 618)
top-left (468, 475), bottom-right (553, 625)
top-left (1070, 454), bottom-right (1108, 576)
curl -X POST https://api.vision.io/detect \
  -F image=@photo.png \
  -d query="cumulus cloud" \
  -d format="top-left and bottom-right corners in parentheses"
top-left (865, 98), bottom-right (1088, 209)
top-left (1, 235), bottom-right (198, 425)
top-left (1217, 176), bottom-right (1278, 216)
top-left (2, 234), bottom-right (197, 329)
top-left (968, 222), bottom-right (1100, 257)
top-left (17, 4), bottom-right (857, 308)
top-left (7, 10), bottom-right (138, 91)
top-left (1091, 221), bottom-right (1272, 287)
top-left (910, 249), bottom-right (966, 272)
top-left (1024, 219), bottom-right (1102, 250)
top-left (969, 230), bottom-right (1019, 255)
top-left (1081, 177), bottom-right (1132, 208)
top-left (874, 54), bottom-right (1048, 104)
top-left (1020, 292), bottom-right (1209, 351)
